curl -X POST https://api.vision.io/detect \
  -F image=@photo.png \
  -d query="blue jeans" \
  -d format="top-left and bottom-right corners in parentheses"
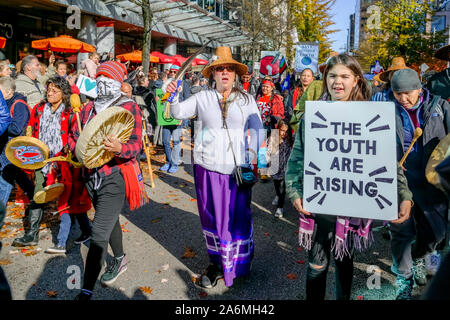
top-left (0, 153), bottom-right (34, 205)
top-left (57, 213), bottom-right (72, 247)
top-left (56, 213), bottom-right (92, 247)
top-left (162, 125), bottom-right (181, 167)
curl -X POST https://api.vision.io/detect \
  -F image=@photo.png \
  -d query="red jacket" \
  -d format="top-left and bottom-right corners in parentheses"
top-left (29, 102), bottom-right (91, 215)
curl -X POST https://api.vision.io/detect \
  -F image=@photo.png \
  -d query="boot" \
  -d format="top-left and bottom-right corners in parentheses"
top-left (12, 204), bottom-right (43, 247)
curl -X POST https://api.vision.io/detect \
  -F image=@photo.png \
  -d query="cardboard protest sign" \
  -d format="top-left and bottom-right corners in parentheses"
top-left (303, 101), bottom-right (398, 220)
top-left (155, 88), bottom-right (181, 126)
top-left (294, 42), bottom-right (319, 74)
top-left (76, 74), bottom-right (97, 98)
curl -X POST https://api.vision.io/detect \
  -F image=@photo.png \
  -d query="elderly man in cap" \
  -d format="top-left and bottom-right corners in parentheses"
top-left (426, 44), bottom-right (450, 101)
top-left (160, 62), bottom-right (191, 174)
top-left (389, 68), bottom-right (450, 300)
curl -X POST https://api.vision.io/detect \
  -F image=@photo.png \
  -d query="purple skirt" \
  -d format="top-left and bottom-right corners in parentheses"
top-left (194, 164), bottom-right (254, 287)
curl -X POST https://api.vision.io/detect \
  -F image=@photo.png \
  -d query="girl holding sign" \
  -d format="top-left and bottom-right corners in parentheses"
top-left (285, 54), bottom-right (413, 300)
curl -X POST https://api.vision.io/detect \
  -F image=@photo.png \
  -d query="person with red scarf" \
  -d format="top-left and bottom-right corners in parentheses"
top-left (12, 76), bottom-right (92, 249)
top-left (255, 79), bottom-right (284, 130)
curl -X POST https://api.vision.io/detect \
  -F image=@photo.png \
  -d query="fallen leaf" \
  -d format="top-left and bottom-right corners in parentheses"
top-left (157, 270), bottom-right (161, 274)
top-left (162, 264), bottom-right (169, 271)
top-left (190, 198), bottom-right (197, 202)
top-left (181, 247), bottom-right (196, 259)
top-left (287, 273), bottom-right (297, 280)
top-left (191, 275), bottom-right (200, 284)
top-left (161, 279), bottom-right (168, 283)
top-left (167, 194), bottom-right (177, 198)
top-left (47, 290), bottom-right (57, 298)
top-left (296, 260), bottom-right (305, 264)
top-left (0, 259), bottom-right (12, 265)
top-left (139, 286), bottom-right (153, 294)
top-left (25, 250), bottom-right (38, 256)
top-left (357, 295), bottom-right (364, 300)
top-left (297, 247), bottom-right (303, 252)
top-left (199, 291), bottom-right (207, 298)
top-left (151, 218), bottom-right (161, 224)
top-left (264, 232), bottom-right (270, 237)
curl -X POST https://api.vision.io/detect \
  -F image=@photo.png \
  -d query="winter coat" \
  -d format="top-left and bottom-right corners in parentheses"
top-left (255, 93), bottom-right (285, 128)
top-left (134, 85), bottom-right (157, 129)
top-left (29, 102), bottom-right (91, 215)
top-left (0, 93), bottom-right (30, 160)
top-left (15, 73), bottom-right (46, 110)
top-left (395, 88), bottom-right (450, 242)
top-left (81, 59), bottom-right (98, 79)
top-left (0, 91), bottom-right (10, 137)
top-left (426, 68), bottom-right (450, 100)
top-left (290, 80), bottom-right (323, 132)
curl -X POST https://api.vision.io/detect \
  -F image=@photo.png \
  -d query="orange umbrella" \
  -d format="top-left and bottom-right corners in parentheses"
top-left (31, 35), bottom-right (96, 53)
top-left (0, 37), bottom-right (6, 49)
top-left (116, 50), bottom-right (159, 63)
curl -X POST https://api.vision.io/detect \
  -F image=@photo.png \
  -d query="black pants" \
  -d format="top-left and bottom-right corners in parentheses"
top-left (306, 215), bottom-right (354, 300)
top-left (1, 163), bottom-right (35, 200)
top-left (0, 201), bottom-right (12, 300)
top-left (83, 170), bottom-right (126, 291)
top-left (273, 179), bottom-right (286, 209)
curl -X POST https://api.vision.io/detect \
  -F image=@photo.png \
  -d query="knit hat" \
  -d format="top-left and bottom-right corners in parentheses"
top-left (169, 61), bottom-right (181, 73)
top-left (96, 61), bottom-right (127, 83)
top-left (391, 68), bottom-right (422, 92)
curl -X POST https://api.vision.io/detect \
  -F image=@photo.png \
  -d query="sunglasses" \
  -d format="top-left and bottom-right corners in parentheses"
top-left (215, 66), bottom-right (235, 72)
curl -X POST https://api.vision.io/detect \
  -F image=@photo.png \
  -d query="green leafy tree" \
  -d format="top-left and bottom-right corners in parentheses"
top-left (359, 0), bottom-right (447, 68)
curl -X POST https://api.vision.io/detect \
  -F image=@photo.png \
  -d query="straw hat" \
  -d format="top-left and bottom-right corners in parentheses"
top-left (202, 47), bottom-right (248, 78)
top-left (379, 57), bottom-right (408, 82)
top-left (435, 44), bottom-right (450, 61)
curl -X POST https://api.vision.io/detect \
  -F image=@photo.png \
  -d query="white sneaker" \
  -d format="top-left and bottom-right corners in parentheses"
top-left (425, 251), bottom-right (441, 276)
top-left (272, 196), bottom-right (279, 206)
top-left (275, 208), bottom-right (284, 218)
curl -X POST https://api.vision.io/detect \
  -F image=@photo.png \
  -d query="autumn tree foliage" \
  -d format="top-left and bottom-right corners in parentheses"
top-left (358, 0), bottom-right (448, 70)
top-left (240, 0), bottom-right (337, 66)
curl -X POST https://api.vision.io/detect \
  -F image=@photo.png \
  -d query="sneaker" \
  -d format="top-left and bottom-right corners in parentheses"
top-left (45, 245), bottom-right (66, 254)
top-left (101, 254), bottom-right (128, 285)
top-left (272, 196), bottom-right (279, 206)
top-left (425, 251), bottom-right (441, 276)
top-left (168, 165), bottom-right (178, 174)
top-left (412, 257), bottom-right (427, 286)
top-left (198, 263), bottom-right (224, 289)
top-left (160, 163), bottom-right (170, 172)
top-left (275, 208), bottom-right (284, 218)
top-left (74, 289), bottom-right (93, 301)
top-left (74, 234), bottom-right (91, 245)
top-left (395, 276), bottom-right (413, 300)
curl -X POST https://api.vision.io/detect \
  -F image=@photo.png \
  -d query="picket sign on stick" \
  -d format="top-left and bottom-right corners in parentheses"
top-left (303, 101), bottom-right (398, 220)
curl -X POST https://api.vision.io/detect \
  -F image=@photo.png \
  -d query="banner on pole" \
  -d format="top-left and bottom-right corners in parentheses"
top-left (259, 51), bottom-right (287, 79)
top-left (303, 101), bottom-right (398, 220)
top-left (294, 42), bottom-right (319, 74)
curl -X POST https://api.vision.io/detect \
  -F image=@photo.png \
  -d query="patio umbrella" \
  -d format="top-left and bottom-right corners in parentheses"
top-left (116, 50), bottom-right (159, 63)
top-left (151, 51), bottom-right (174, 64)
top-left (32, 35), bottom-right (96, 53)
top-left (172, 54), bottom-right (188, 64)
top-left (0, 37), bottom-right (6, 49)
top-left (193, 58), bottom-right (209, 66)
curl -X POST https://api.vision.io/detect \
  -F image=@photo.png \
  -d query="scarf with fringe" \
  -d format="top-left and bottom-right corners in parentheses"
top-left (118, 160), bottom-right (149, 210)
top-left (298, 214), bottom-right (373, 260)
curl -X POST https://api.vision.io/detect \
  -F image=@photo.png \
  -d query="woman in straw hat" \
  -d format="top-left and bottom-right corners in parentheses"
top-left (165, 46), bottom-right (264, 288)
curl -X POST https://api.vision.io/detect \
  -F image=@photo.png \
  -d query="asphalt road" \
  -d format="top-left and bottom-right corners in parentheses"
top-left (0, 148), bottom-right (429, 301)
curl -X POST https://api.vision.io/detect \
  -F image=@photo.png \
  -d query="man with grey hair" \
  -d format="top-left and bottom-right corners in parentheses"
top-left (0, 76), bottom-right (33, 211)
top-left (15, 55), bottom-right (48, 109)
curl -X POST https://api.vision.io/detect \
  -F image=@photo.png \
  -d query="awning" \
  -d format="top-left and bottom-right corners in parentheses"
top-left (96, 0), bottom-right (252, 47)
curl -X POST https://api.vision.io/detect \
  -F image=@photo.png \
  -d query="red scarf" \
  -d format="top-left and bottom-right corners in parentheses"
top-left (118, 161), bottom-right (149, 210)
top-left (243, 82), bottom-right (250, 92)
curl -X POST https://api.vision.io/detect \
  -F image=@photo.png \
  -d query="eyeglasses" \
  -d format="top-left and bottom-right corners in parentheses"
top-left (47, 88), bottom-right (62, 95)
top-left (214, 66), bottom-right (235, 72)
